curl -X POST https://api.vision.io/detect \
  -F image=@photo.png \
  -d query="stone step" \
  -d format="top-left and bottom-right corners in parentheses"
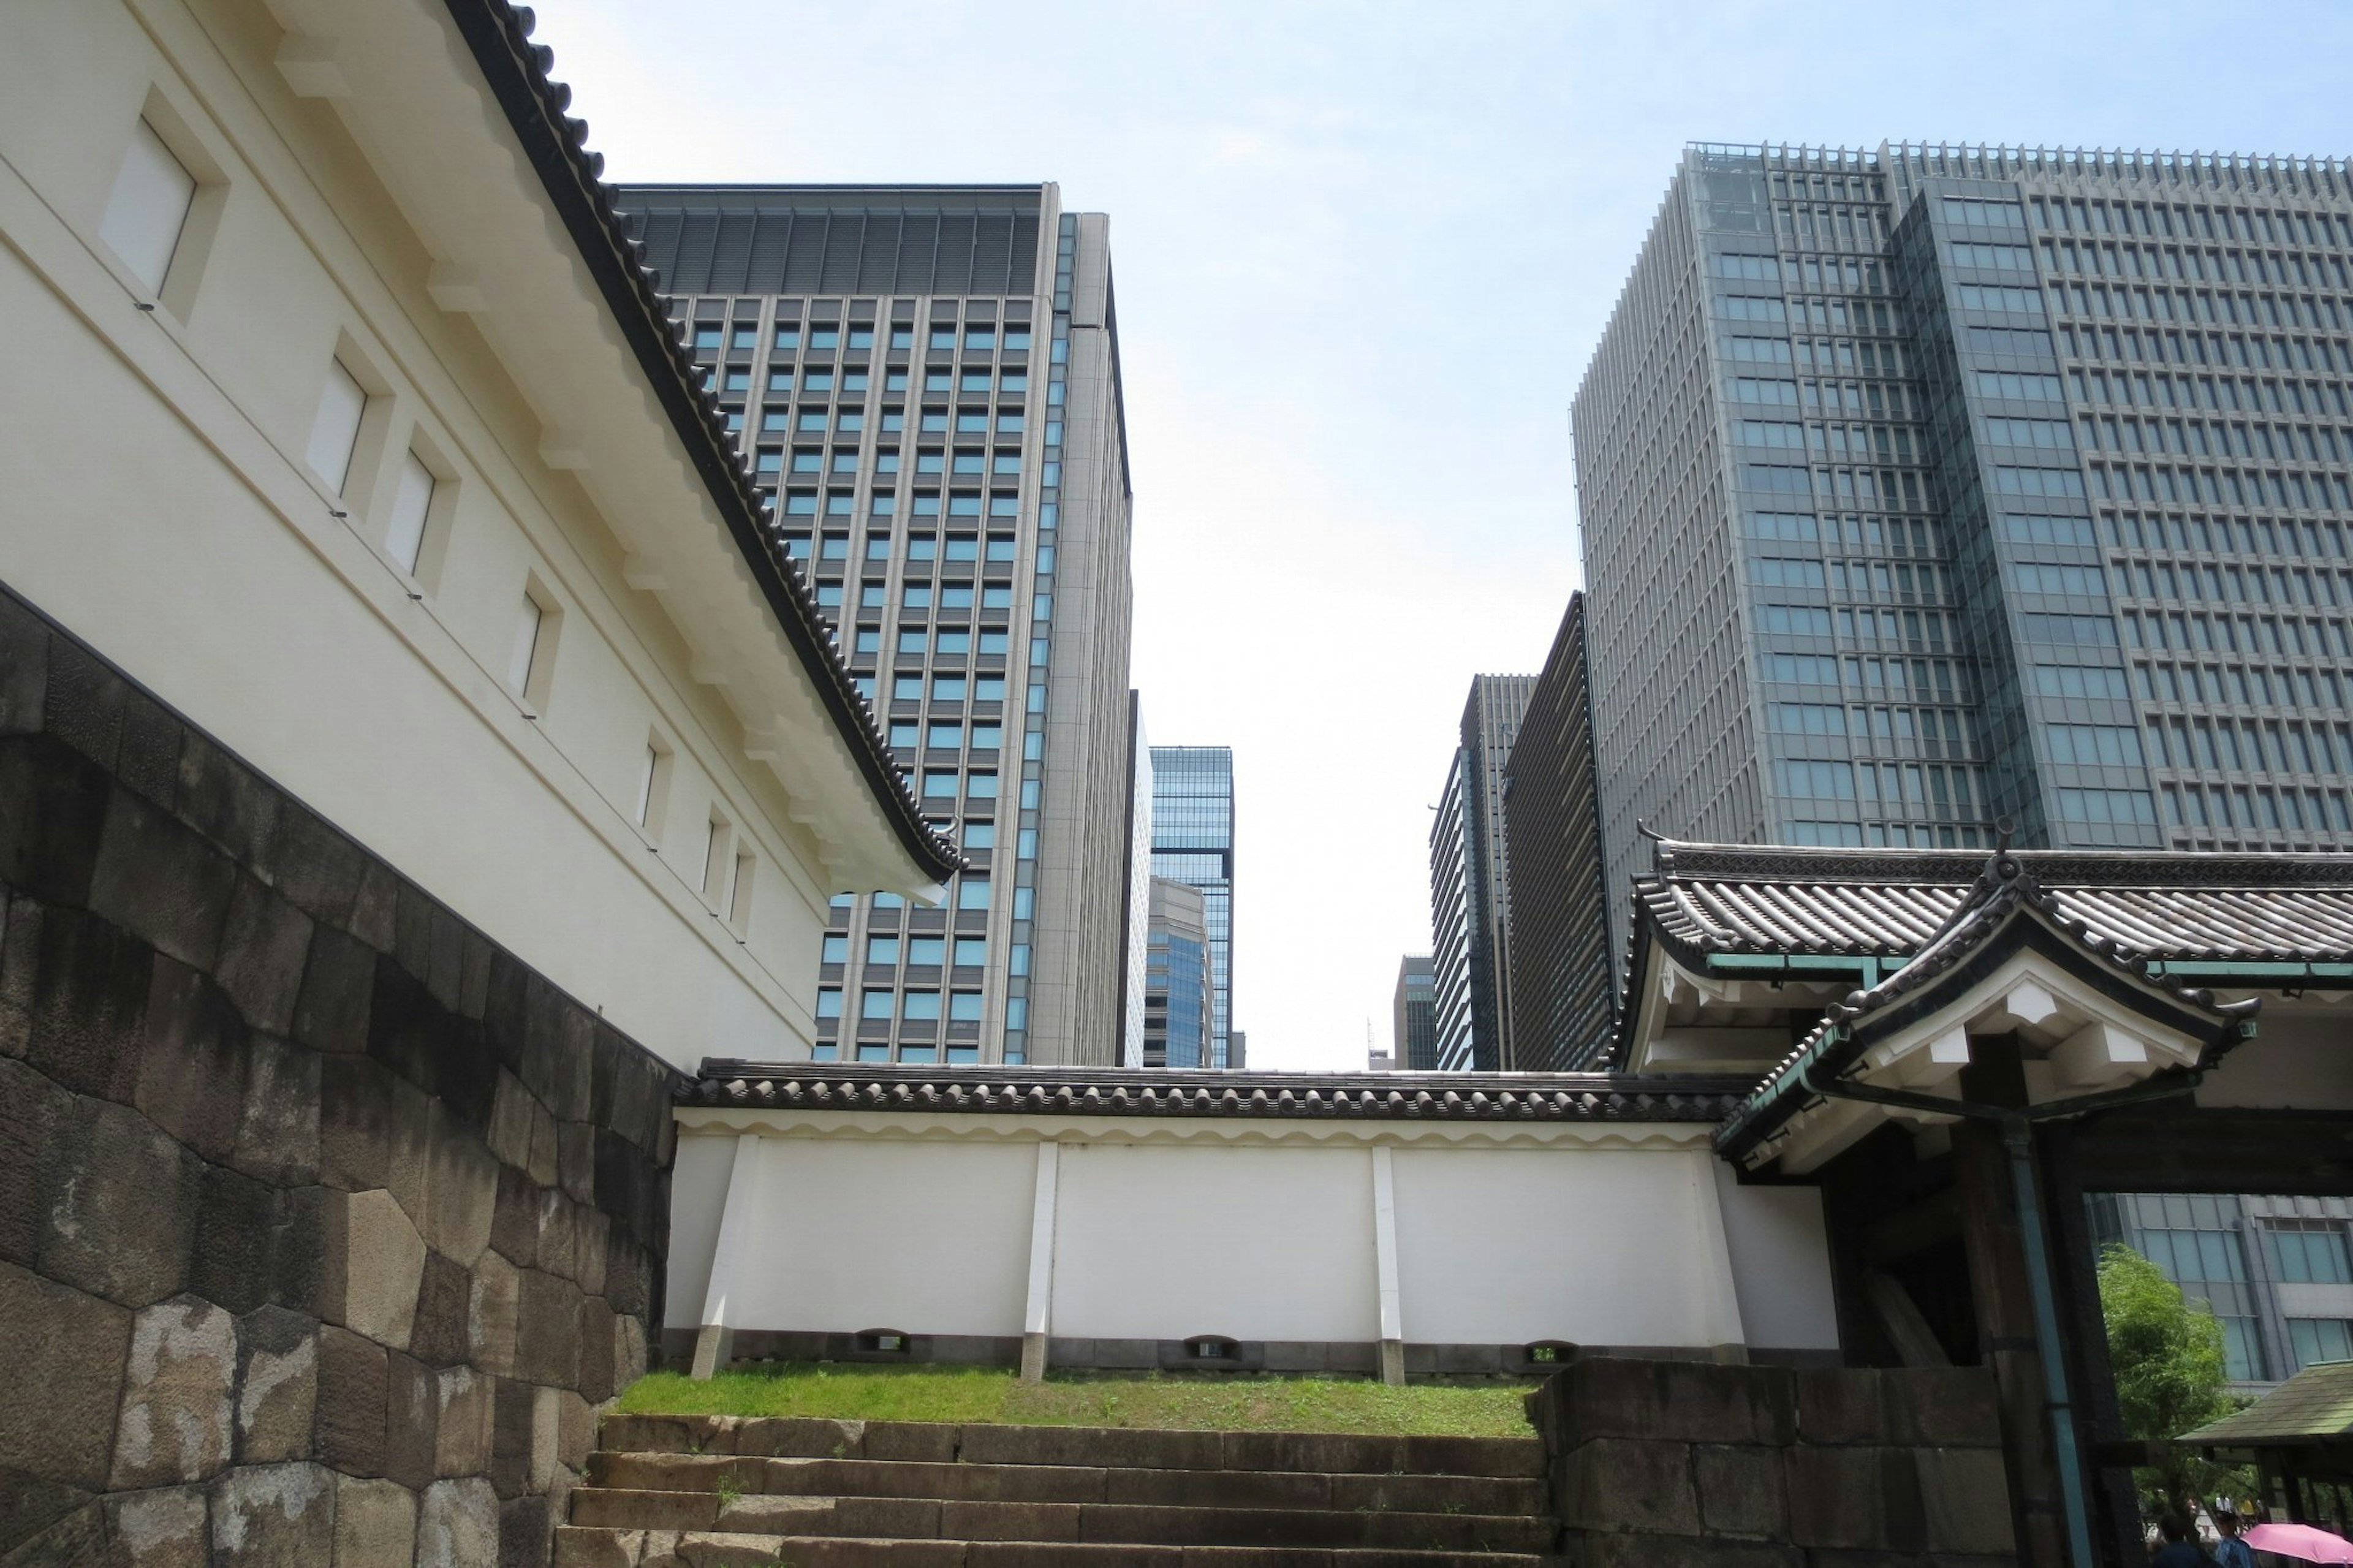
top-left (553, 1524), bottom-right (1565, 1566)
top-left (569, 1487), bottom-right (1558, 1553)
top-left (597, 1414), bottom-right (1544, 1479)
top-left (588, 1450), bottom-right (1550, 1515)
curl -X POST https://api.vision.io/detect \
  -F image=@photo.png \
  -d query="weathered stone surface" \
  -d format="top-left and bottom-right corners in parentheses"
top-left (211, 878), bottom-right (311, 1039)
top-left (42, 638), bottom-right (129, 768)
top-left (557, 1392), bottom-right (595, 1474)
top-left (326, 1189), bottom-right (425, 1350)
top-left (490, 1379), bottom-right (534, 1499)
top-left (314, 1325), bottom-right (388, 1478)
top-left (559, 1123), bottom-right (596, 1206)
top-left (424, 1109), bottom-right (499, 1267)
top-left (1559, 1437), bottom-right (1699, 1534)
top-left (0, 740), bottom-right (112, 917)
top-left (515, 1269), bottom-right (582, 1388)
top-left (434, 1367), bottom-right (493, 1479)
top-left (470, 1251), bottom-right (520, 1378)
top-left (172, 732), bottom-right (278, 870)
top-left (490, 1167), bottom-right (539, 1269)
top-left (113, 690), bottom-right (182, 811)
top-left (0, 595), bottom-right (50, 736)
top-left (526, 1099), bottom-right (562, 1191)
top-left (1915, 1446), bottom-right (2015, 1553)
top-left (133, 957), bottom-right (249, 1164)
top-left (531, 1385), bottom-right (563, 1494)
top-left (574, 1210), bottom-right (609, 1300)
top-left (536, 1189), bottom-right (578, 1284)
top-left (0, 1055), bottom-right (72, 1267)
top-left (263, 805), bottom-right (363, 933)
top-left (1537, 1357), bottom-right (1795, 1450)
top-left (1697, 1442), bottom-right (1788, 1540)
top-left (317, 1058), bottom-right (431, 1218)
top-left (577, 1296), bottom-right (618, 1403)
top-left (1577, 1533), bottom-right (1805, 1568)
top-left (411, 1250), bottom-right (474, 1370)
top-left (615, 1311), bottom-right (648, 1390)
top-left (24, 902), bottom-right (151, 1104)
top-left (1794, 1366), bottom-right (1885, 1446)
top-left (209, 1461), bottom-right (335, 1568)
top-left (290, 925), bottom-right (373, 1056)
top-left (330, 1474), bottom-right (415, 1568)
top-left (1884, 1366), bottom-right (2004, 1448)
top-left (188, 1162), bottom-right (278, 1316)
top-left (232, 1033), bottom-right (320, 1187)
top-left (0, 1498), bottom-right (106, 1567)
top-left (233, 1306), bottom-right (317, 1465)
top-left (110, 1297), bottom-right (236, 1488)
top-left (487, 1072), bottom-right (536, 1171)
top-left (1786, 1444), bottom-right (1923, 1550)
top-left (416, 1477), bottom-right (499, 1568)
top-left (366, 959), bottom-right (442, 1104)
top-left (40, 1096), bottom-right (201, 1309)
top-left (0, 1260), bottom-right (131, 1489)
top-left (103, 1483), bottom-right (207, 1568)
top-left (86, 787), bottom-right (235, 974)
top-left (384, 1350), bottom-right (439, 1493)
top-left (498, 1495), bottom-right (551, 1568)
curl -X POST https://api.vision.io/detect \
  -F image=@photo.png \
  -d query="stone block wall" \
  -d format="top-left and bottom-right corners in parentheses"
top-left (0, 585), bottom-right (682, 1566)
top-left (1527, 1356), bottom-right (2019, 1568)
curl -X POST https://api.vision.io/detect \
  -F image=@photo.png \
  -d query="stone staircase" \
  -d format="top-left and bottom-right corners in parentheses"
top-left (555, 1412), bottom-right (1561, 1565)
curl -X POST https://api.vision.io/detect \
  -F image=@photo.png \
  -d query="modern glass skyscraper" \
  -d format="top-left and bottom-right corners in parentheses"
top-left (623, 184), bottom-right (1135, 1066)
top-left (1391, 955), bottom-right (1438, 1071)
top-left (1143, 877), bottom-right (1214, 1069)
top-left (1577, 143), bottom-right (2353, 975)
top-left (1427, 675), bottom-right (1533, 1072)
top-left (1149, 746), bottom-right (1235, 1067)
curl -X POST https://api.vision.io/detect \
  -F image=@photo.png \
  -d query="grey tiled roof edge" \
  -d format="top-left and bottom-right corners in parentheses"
top-left (684, 1062), bottom-right (1757, 1123)
top-left (440, 0), bottom-right (960, 882)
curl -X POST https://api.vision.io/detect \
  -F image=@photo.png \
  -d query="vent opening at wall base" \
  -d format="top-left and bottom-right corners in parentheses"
top-left (1517, 1340), bottom-right (1580, 1371)
top-left (854, 1329), bottom-right (912, 1356)
top-left (1183, 1335), bottom-right (1240, 1362)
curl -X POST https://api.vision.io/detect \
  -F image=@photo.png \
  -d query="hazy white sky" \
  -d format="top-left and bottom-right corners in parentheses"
top-left (531, 0), bottom-right (2353, 1071)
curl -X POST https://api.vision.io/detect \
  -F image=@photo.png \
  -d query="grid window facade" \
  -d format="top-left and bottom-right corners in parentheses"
top-left (1427, 676), bottom-right (1533, 1072)
top-left (1148, 746), bottom-right (1235, 1067)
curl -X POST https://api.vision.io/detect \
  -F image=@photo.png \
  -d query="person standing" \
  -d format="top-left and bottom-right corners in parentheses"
top-left (2213, 1510), bottom-right (2254, 1568)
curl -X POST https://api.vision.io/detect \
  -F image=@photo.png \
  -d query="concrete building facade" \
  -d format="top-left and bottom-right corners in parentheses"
top-left (1576, 142), bottom-right (2353, 975)
top-left (1426, 675), bottom-right (1532, 1072)
top-left (1501, 595), bottom-right (1616, 1070)
top-left (623, 183), bottom-right (1136, 1067)
top-left (1148, 745), bottom-right (1235, 1067)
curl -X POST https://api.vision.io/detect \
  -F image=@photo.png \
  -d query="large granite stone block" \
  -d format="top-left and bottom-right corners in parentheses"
top-left (1535, 1357), bottom-right (1795, 1452)
top-left (113, 688), bottom-right (183, 812)
top-left (39, 1096), bottom-right (201, 1308)
top-left (411, 1251), bottom-right (474, 1370)
top-left (490, 1165), bottom-right (540, 1269)
top-left (1915, 1446), bottom-right (2016, 1553)
top-left (331, 1474), bottom-right (416, 1568)
top-left (173, 732), bottom-right (279, 871)
top-left (292, 925), bottom-right (374, 1056)
top-left (416, 1476), bottom-right (499, 1568)
top-left (0, 1260), bottom-right (132, 1490)
top-left (262, 805), bottom-right (364, 933)
top-left (25, 901), bottom-right (153, 1104)
top-left (210, 877), bottom-right (311, 1039)
top-left (318, 1056), bottom-right (431, 1218)
top-left (434, 1367), bottom-right (493, 1479)
top-left (323, 1189), bottom-right (426, 1350)
top-left (1884, 1366), bottom-right (2004, 1448)
top-left (384, 1349), bottom-right (439, 1492)
top-left (423, 1105), bottom-right (499, 1267)
top-left (470, 1250), bottom-right (520, 1379)
top-left (314, 1325), bottom-right (388, 1477)
top-left (232, 1032), bottom-right (320, 1188)
top-left (40, 638), bottom-right (128, 771)
top-left (111, 1296), bottom-right (237, 1489)
top-left (135, 956), bottom-right (251, 1164)
top-left (487, 1072), bottom-right (536, 1171)
top-left (490, 1379), bottom-right (534, 1499)
top-left (1696, 1442), bottom-right (1787, 1540)
top-left (189, 1162), bottom-right (279, 1316)
top-left (104, 1482), bottom-right (208, 1568)
top-left (1786, 1444), bottom-right (1925, 1550)
top-left (365, 958), bottom-right (442, 1103)
top-left (86, 786), bottom-right (236, 973)
top-left (573, 1208), bottom-right (609, 1299)
top-left (233, 1306), bottom-right (317, 1466)
top-left (559, 1122), bottom-right (596, 1206)
top-left (536, 1188), bottom-right (578, 1283)
top-left (0, 737), bottom-right (112, 909)
top-left (1559, 1437), bottom-right (1699, 1534)
top-left (515, 1268), bottom-right (583, 1388)
top-left (577, 1295), bottom-right (618, 1403)
top-left (0, 1055), bottom-right (72, 1267)
top-left (497, 1494), bottom-right (550, 1568)
top-left (209, 1461), bottom-right (335, 1568)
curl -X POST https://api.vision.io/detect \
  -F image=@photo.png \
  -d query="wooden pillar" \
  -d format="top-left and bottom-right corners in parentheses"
top-left (1954, 1037), bottom-right (2067, 1568)
top-left (2040, 1119), bottom-right (2142, 1568)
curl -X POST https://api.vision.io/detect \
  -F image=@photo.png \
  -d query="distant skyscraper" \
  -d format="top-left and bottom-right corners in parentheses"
top-left (1502, 594), bottom-right (1616, 1070)
top-left (1391, 956), bottom-right (1437, 1071)
top-left (1577, 142), bottom-right (2353, 977)
top-left (624, 183), bottom-right (1135, 1066)
top-left (1120, 694), bottom-right (1153, 1066)
top-left (1142, 877), bottom-right (1214, 1068)
top-left (1426, 676), bottom-right (1533, 1071)
top-left (1150, 746), bottom-right (1235, 1067)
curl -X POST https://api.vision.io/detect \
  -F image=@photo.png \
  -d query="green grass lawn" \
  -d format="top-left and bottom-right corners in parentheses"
top-left (616, 1364), bottom-right (1536, 1439)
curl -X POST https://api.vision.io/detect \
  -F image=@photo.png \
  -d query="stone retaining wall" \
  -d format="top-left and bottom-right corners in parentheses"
top-left (1528, 1356), bottom-right (2020, 1568)
top-left (0, 585), bottom-right (681, 1566)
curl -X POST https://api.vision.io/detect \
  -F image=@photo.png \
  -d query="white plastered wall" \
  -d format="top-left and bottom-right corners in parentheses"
top-left (0, 0), bottom-right (931, 1067)
top-left (670, 1113), bottom-right (1844, 1356)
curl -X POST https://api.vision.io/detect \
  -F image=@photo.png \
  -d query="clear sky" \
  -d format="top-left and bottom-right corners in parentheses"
top-left (531, 0), bottom-right (2353, 1071)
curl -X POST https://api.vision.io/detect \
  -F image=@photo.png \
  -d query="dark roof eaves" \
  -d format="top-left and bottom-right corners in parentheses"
top-left (440, 0), bottom-right (960, 883)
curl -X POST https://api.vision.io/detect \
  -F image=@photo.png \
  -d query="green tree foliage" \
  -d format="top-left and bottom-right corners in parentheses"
top-left (2098, 1243), bottom-right (2246, 1518)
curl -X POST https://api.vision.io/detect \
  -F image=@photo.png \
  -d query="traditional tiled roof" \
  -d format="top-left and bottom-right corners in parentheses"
top-left (1712, 849), bottom-right (2264, 1167)
top-left (441, 0), bottom-right (960, 881)
top-left (2179, 1360), bottom-right (2353, 1447)
top-left (683, 1062), bottom-right (1756, 1123)
top-left (1639, 841), bottom-right (2353, 966)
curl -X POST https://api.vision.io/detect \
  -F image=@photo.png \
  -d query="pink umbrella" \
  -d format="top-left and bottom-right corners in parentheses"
top-left (2246, 1524), bottom-right (2353, 1564)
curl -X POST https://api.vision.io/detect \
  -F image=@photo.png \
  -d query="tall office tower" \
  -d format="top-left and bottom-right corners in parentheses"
top-left (1142, 878), bottom-right (1215, 1068)
top-left (1425, 676), bottom-right (1535, 1072)
top-left (1577, 143), bottom-right (2353, 974)
top-left (1118, 693), bottom-right (1153, 1066)
top-left (1502, 595), bottom-right (1616, 1070)
top-left (624, 184), bottom-right (1135, 1066)
top-left (1150, 746), bottom-right (1237, 1066)
top-left (1391, 956), bottom-right (1438, 1071)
